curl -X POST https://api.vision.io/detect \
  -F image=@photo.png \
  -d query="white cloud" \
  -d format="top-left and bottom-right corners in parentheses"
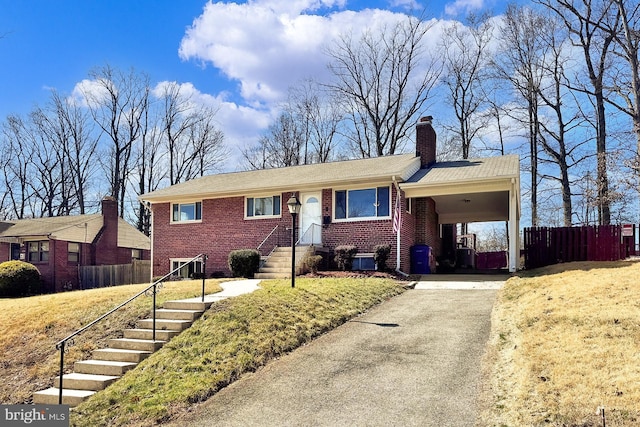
top-left (178, 1), bottom-right (412, 105)
top-left (444, 0), bottom-right (486, 16)
top-left (69, 78), bottom-right (112, 108)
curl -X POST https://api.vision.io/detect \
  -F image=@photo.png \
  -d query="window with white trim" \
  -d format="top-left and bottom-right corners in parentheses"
top-left (334, 186), bottom-right (390, 220)
top-left (171, 259), bottom-right (203, 279)
top-left (172, 202), bottom-right (202, 222)
top-left (246, 195), bottom-right (281, 218)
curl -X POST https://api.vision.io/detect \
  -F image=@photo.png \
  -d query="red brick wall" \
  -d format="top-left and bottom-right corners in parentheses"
top-left (0, 243), bottom-right (9, 262)
top-left (151, 188), bottom-right (443, 277)
top-left (414, 197), bottom-right (440, 272)
top-left (151, 196), bottom-right (295, 277)
top-left (320, 188), bottom-right (401, 270)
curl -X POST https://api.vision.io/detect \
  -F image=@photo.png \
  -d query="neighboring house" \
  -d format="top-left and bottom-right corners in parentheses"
top-left (0, 197), bottom-right (151, 292)
top-left (140, 117), bottom-right (521, 277)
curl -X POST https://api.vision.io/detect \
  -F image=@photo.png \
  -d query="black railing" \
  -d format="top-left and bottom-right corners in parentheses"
top-left (54, 254), bottom-right (207, 405)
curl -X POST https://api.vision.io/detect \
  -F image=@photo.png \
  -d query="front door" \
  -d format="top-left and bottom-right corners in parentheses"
top-left (299, 192), bottom-right (322, 245)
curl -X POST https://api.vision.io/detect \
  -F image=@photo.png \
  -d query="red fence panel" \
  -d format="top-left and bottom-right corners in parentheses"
top-left (524, 225), bottom-right (630, 269)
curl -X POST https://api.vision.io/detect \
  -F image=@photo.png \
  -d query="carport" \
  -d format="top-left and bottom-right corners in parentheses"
top-left (400, 155), bottom-right (521, 272)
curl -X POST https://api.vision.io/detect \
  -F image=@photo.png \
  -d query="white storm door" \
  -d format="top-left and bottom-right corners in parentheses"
top-left (299, 192), bottom-right (322, 245)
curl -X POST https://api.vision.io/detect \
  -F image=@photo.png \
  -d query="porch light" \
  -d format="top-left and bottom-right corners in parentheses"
top-left (287, 194), bottom-right (301, 288)
top-left (287, 195), bottom-right (302, 215)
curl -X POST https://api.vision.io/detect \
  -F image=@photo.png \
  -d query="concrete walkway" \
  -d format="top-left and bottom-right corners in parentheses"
top-left (167, 276), bottom-right (505, 427)
top-left (175, 279), bottom-right (262, 304)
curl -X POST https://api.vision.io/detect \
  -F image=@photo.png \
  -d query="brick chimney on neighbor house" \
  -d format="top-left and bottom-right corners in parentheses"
top-left (95, 196), bottom-right (119, 265)
top-left (416, 116), bottom-right (436, 168)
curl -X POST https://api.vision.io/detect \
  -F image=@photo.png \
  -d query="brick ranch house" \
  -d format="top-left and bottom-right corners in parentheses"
top-left (0, 197), bottom-right (151, 292)
top-left (140, 117), bottom-right (521, 278)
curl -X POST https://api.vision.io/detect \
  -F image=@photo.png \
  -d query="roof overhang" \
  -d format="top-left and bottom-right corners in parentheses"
top-left (401, 176), bottom-right (520, 224)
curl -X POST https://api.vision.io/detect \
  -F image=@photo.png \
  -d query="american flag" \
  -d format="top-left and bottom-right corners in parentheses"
top-left (392, 192), bottom-right (401, 234)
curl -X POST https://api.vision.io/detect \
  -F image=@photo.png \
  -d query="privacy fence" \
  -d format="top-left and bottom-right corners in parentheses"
top-left (523, 225), bottom-right (638, 270)
top-left (79, 260), bottom-right (151, 289)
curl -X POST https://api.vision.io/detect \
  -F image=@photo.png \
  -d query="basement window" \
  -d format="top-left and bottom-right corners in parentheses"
top-left (352, 255), bottom-right (375, 271)
top-left (171, 259), bottom-right (203, 279)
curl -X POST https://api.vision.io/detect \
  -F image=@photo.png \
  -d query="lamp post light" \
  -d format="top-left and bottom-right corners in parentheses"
top-left (287, 194), bottom-right (301, 288)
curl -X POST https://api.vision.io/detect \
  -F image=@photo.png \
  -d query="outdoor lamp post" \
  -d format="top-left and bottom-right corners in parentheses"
top-left (287, 194), bottom-right (301, 288)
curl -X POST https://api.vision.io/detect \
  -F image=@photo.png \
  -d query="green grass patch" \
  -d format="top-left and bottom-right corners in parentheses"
top-left (71, 277), bottom-right (405, 426)
top-left (0, 279), bottom-right (224, 405)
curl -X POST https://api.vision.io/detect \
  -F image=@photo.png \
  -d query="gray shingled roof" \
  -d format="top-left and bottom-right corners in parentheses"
top-left (0, 215), bottom-right (150, 250)
top-left (141, 154), bottom-right (421, 202)
top-left (403, 155), bottom-right (520, 185)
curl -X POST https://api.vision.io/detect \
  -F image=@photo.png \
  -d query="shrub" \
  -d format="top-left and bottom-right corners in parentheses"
top-left (334, 245), bottom-right (358, 271)
top-left (228, 249), bottom-right (261, 278)
top-left (302, 254), bottom-right (323, 274)
top-left (373, 244), bottom-right (392, 272)
top-left (0, 260), bottom-right (41, 297)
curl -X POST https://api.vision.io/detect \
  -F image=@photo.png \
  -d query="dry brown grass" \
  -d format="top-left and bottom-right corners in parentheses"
top-left (0, 279), bottom-right (223, 405)
top-left (479, 261), bottom-right (640, 427)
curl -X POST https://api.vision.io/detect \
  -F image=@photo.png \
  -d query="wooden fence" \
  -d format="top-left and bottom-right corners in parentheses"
top-left (79, 260), bottom-right (151, 289)
top-left (523, 225), bottom-right (637, 270)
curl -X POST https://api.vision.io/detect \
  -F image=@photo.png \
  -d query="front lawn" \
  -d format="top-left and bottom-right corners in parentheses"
top-left (479, 261), bottom-right (640, 426)
top-left (70, 277), bottom-right (404, 426)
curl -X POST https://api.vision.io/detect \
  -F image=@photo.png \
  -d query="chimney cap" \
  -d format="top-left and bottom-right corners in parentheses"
top-left (418, 116), bottom-right (433, 125)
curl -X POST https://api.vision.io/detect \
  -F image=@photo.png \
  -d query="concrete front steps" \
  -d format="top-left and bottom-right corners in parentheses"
top-left (33, 299), bottom-right (212, 407)
top-left (255, 246), bottom-right (314, 279)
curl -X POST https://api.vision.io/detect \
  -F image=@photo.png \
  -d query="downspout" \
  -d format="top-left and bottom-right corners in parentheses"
top-left (144, 201), bottom-right (154, 281)
top-left (392, 177), bottom-right (408, 276)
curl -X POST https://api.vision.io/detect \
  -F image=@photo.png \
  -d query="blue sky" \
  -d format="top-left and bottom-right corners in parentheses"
top-left (0, 0), bottom-right (512, 169)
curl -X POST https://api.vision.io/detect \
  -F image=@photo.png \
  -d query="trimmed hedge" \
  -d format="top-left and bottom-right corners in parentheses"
top-left (228, 249), bottom-right (261, 278)
top-left (0, 260), bottom-right (41, 297)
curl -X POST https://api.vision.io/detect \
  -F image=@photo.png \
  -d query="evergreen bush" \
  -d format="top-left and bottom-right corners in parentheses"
top-left (228, 249), bottom-right (261, 278)
top-left (0, 260), bottom-right (41, 297)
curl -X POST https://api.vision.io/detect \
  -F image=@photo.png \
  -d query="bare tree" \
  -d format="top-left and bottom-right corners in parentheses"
top-left (186, 108), bottom-right (226, 178)
top-left (325, 14), bottom-right (441, 157)
top-left (535, 12), bottom-right (592, 226)
top-left (32, 90), bottom-right (98, 215)
top-left (493, 4), bottom-right (548, 226)
top-left (538, 0), bottom-right (619, 225)
top-left (288, 79), bottom-right (343, 163)
top-left (134, 95), bottom-right (165, 235)
top-left (439, 14), bottom-right (493, 159)
top-left (156, 83), bottom-right (226, 184)
top-left (244, 111), bottom-right (304, 169)
top-left (601, 1), bottom-right (640, 189)
top-left (1, 115), bottom-right (32, 218)
top-left (82, 65), bottom-right (150, 217)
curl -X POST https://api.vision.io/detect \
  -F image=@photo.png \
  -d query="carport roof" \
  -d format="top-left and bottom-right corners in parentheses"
top-left (401, 155), bottom-right (520, 223)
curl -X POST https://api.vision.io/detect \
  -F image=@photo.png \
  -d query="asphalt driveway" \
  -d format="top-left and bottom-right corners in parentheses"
top-left (168, 277), bottom-right (502, 427)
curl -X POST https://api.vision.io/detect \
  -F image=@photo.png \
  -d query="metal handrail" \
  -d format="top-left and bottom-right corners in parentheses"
top-left (257, 225), bottom-right (279, 252)
top-left (296, 223), bottom-right (322, 246)
top-left (54, 253), bottom-right (206, 405)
